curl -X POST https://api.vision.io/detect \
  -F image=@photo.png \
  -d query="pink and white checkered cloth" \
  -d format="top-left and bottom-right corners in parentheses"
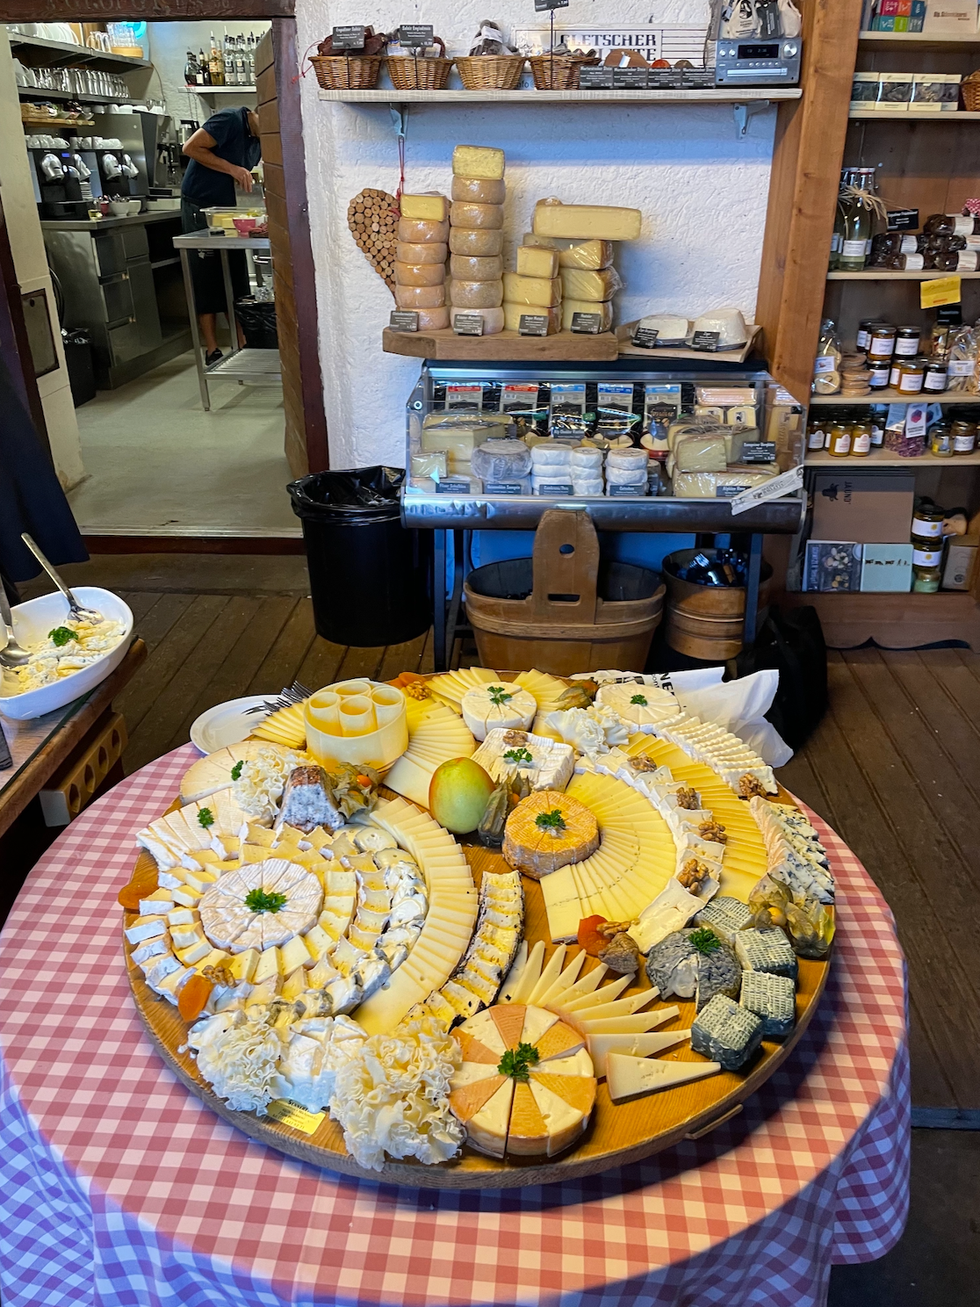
top-left (0, 745), bottom-right (909, 1307)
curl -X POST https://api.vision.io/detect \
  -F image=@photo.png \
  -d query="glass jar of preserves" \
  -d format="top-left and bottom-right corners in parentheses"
top-left (870, 406), bottom-right (886, 447)
top-left (923, 360), bottom-right (948, 392)
top-left (911, 504), bottom-right (945, 544)
top-left (913, 543), bottom-right (944, 569)
top-left (895, 357), bottom-right (926, 393)
top-left (929, 424), bottom-right (953, 456)
top-left (806, 419), bottom-right (828, 451)
top-left (868, 324), bottom-right (897, 358)
top-left (851, 422), bottom-right (872, 455)
top-left (895, 326), bottom-right (921, 356)
top-left (868, 358), bottom-right (892, 388)
top-left (912, 564), bottom-right (942, 593)
top-left (827, 424), bottom-right (853, 457)
top-left (856, 318), bottom-right (883, 352)
top-left (952, 420), bottom-right (977, 454)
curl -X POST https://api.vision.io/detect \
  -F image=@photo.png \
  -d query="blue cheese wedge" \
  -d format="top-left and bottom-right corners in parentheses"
top-left (472, 728), bottom-right (574, 792)
top-left (691, 994), bottom-right (764, 1071)
top-left (734, 927), bottom-right (798, 980)
top-left (739, 971), bottom-right (795, 1039)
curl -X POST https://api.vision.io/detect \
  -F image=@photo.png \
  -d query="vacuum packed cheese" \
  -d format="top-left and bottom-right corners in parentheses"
top-left (561, 298), bottom-right (613, 332)
top-left (672, 432), bottom-right (728, 473)
top-left (502, 272), bottom-right (562, 308)
top-left (394, 261), bottom-right (446, 287)
top-left (396, 240), bottom-right (448, 265)
top-left (450, 305), bottom-right (505, 334)
top-left (672, 466), bottom-right (778, 497)
top-left (522, 234), bottom-right (613, 269)
top-left (452, 176), bottom-right (506, 204)
top-left (397, 216), bottom-right (450, 244)
top-left (636, 312), bottom-right (689, 344)
top-left (517, 245), bottom-right (559, 279)
top-left (532, 199), bottom-right (642, 241)
top-left (400, 192), bottom-right (449, 222)
top-left (560, 266), bottom-right (623, 302)
top-left (452, 144), bottom-right (506, 179)
top-left (450, 279), bottom-right (503, 309)
top-left (421, 415), bottom-right (507, 466)
top-left (690, 306), bottom-right (749, 348)
top-left (450, 254), bottom-right (504, 281)
top-left (450, 227), bottom-right (504, 257)
top-left (471, 439), bottom-right (533, 481)
top-left (395, 282), bottom-right (446, 310)
top-left (502, 302), bottom-right (560, 334)
top-left (415, 306), bottom-right (451, 330)
top-left (450, 201), bottom-right (504, 230)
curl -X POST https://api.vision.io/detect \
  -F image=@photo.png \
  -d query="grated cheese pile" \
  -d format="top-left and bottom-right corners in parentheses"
top-left (232, 745), bottom-right (310, 820)
top-left (2, 613), bottom-right (125, 695)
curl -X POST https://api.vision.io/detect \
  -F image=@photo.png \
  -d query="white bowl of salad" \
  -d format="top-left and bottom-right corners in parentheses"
top-left (0, 587), bottom-right (133, 720)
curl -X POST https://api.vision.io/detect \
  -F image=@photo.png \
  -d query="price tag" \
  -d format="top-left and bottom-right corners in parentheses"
top-left (534, 0), bottom-right (570, 10)
top-left (728, 464), bottom-right (804, 516)
top-left (398, 23), bottom-right (434, 47)
top-left (331, 25), bottom-right (366, 49)
top-left (920, 275), bottom-right (961, 309)
top-left (690, 329), bottom-right (720, 352)
top-left (484, 481), bottom-right (527, 495)
top-left (608, 483), bottom-right (645, 496)
top-left (632, 325), bottom-right (659, 349)
top-left (887, 207), bottom-right (919, 231)
top-left (453, 314), bottom-right (485, 336)
top-left (738, 441), bottom-right (777, 463)
top-left (389, 310), bottom-right (419, 332)
top-left (435, 479), bottom-right (473, 494)
top-left (519, 314), bottom-right (550, 336)
top-left (535, 482), bottom-right (574, 495)
top-left (571, 311), bottom-right (603, 334)
top-left (579, 67), bottom-right (614, 88)
top-left (266, 1099), bottom-right (326, 1134)
top-left (613, 68), bottom-right (649, 88)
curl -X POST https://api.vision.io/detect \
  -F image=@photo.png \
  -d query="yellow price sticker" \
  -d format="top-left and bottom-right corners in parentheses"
top-left (920, 276), bottom-right (962, 309)
top-left (265, 1098), bottom-right (326, 1135)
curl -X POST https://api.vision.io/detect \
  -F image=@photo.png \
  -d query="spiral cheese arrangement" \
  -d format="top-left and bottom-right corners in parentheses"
top-left (448, 145), bottom-right (506, 335)
top-left (303, 679), bottom-right (408, 772)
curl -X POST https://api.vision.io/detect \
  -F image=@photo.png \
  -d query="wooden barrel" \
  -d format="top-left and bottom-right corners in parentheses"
top-left (464, 509), bottom-right (665, 675)
top-left (663, 548), bottom-right (772, 660)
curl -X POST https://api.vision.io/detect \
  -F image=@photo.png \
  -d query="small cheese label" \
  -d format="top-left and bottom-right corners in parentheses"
top-left (435, 479), bottom-right (473, 494)
top-left (607, 483), bottom-right (644, 496)
top-left (739, 441), bottom-right (777, 462)
top-left (266, 1098), bottom-right (326, 1134)
top-left (613, 68), bottom-right (649, 88)
top-left (519, 314), bottom-right (550, 336)
top-left (632, 325), bottom-right (659, 349)
top-left (484, 481), bottom-right (526, 495)
top-left (535, 482), bottom-right (573, 495)
top-left (690, 329), bottom-right (721, 352)
top-left (571, 312), bottom-right (603, 334)
top-left (534, 0), bottom-right (570, 10)
top-left (389, 310), bottom-right (419, 332)
top-left (331, 24), bottom-right (366, 48)
top-left (579, 67), bottom-right (614, 88)
top-left (453, 314), bottom-right (485, 336)
top-left (398, 23), bottom-right (434, 46)
top-left (887, 207), bottom-right (919, 230)
top-left (920, 275), bottom-right (961, 309)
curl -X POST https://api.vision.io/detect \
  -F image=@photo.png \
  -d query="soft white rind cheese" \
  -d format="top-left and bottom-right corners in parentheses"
top-left (461, 684), bottom-right (536, 741)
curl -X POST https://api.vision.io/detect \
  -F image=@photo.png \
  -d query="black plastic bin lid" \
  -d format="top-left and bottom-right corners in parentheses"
top-left (288, 466), bottom-right (406, 523)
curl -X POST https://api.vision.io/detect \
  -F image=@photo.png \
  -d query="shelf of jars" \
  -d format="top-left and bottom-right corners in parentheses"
top-left (828, 269), bottom-right (980, 279)
top-left (809, 388), bottom-right (980, 405)
top-left (849, 109), bottom-right (980, 119)
top-left (804, 447), bottom-right (980, 465)
top-left (858, 30), bottom-right (980, 47)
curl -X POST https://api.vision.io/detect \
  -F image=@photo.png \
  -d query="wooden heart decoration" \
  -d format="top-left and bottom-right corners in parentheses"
top-left (347, 188), bottom-right (399, 296)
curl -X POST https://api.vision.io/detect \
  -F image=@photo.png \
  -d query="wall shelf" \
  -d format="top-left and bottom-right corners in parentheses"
top-left (8, 33), bottom-right (150, 71)
top-left (186, 85), bottom-right (256, 95)
top-left (317, 87), bottom-right (802, 105)
top-left (810, 388), bottom-right (980, 405)
top-left (18, 88), bottom-right (140, 105)
top-left (858, 30), bottom-right (980, 48)
top-left (849, 109), bottom-right (980, 119)
top-left (805, 449), bottom-right (980, 466)
top-left (827, 269), bottom-right (980, 279)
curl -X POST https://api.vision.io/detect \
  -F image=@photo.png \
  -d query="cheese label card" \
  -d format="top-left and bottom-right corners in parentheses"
top-left (571, 312), bottom-right (603, 334)
top-left (579, 67), bottom-right (614, 87)
top-left (389, 310), bottom-right (419, 332)
top-left (484, 481), bottom-right (526, 495)
top-left (331, 25), bottom-right (366, 48)
top-left (614, 68), bottom-right (650, 88)
top-left (519, 314), bottom-right (550, 336)
top-left (266, 1098), bottom-right (326, 1134)
top-left (398, 23), bottom-right (434, 46)
top-left (535, 482), bottom-right (573, 495)
top-left (887, 207), bottom-right (919, 231)
top-left (920, 275), bottom-right (961, 309)
top-left (739, 441), bottom-right (777, 462)
top-left (436, 479), bottom-right (474, 494)
top-left (453, 314), bottom-right (486, 335)
top-left (729, 464), bottom-right (804, 515)
top-left (632, 325), bottom-right (659, 348)
top-left (608, 483), bottom-right (644, 496)
top-left (535, 0), bottom-right (570, 10)
top-left (690, 329), bottom-right (720, 352)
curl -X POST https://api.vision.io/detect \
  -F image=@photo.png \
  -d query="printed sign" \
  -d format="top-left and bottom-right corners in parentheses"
top-left (331, 25), bottom-right (366, 49)
top-left (729, 464), bottom-right (804, 516)
top-left (570, 311), bottom-right (603, 334)
top-left (453, 314), bottom-right (485, 336)
top-left (920, 275), bottom-right (961, 309)
top-left (690, 329), bottom-right (720, 352)
top-left (397, 24), bottom-right (434, 46)
top-left (266, 1099), bottom-right (326, 1134)
top-left (389, 310), bottom-right (419, 332)
top-left (631, 325), bottom-right (659, 348)
top-left (518, 314), bottom-right (550, 336)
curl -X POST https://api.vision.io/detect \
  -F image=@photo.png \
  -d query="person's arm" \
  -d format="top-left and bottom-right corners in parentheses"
top-left (182, 127), bottom-right (253, 192)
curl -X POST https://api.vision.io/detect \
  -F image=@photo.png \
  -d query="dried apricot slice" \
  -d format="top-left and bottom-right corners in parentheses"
top-left (177, 972), bottom-right (213, 1023)
top-left (577, 914), bottom-right (608, 957)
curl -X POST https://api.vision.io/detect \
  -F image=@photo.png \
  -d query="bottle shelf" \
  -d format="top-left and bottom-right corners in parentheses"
top-left (810, 388), bottom-right (980, 405)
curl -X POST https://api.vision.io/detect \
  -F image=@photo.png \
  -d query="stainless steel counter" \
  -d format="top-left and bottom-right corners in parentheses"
top-left (40, 210), bottom-right (183, 232)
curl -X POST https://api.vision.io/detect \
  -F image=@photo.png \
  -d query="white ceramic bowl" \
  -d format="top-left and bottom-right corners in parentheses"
top-left (0, 587), bottom-right (133, 721)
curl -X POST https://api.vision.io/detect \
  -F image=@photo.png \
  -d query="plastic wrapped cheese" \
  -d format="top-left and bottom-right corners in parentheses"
top-left (400, 193), bottom-right (449, 222)
top-left (530, 442), bottom-right (572, 467)
top-left (416, 306), bottom-right (451, 330)
top-left (561, 299), bottom-right (613, 332)
top-left (421, 415), bottom-right (508, 467)
top-left (570, 446), bottom-right (603, 469)
top-left (560, 266), bottom-right (623, 302)
top-left (450, 254), bottom-right (503, 281)
top-left (450, 228), bottom-right (504, 257)
top-left (517, 245), bottom-right (559, 279)
top-left (398, 217), bottom-right (450, 244)
top-left (450, 201), bottom-right (504, 230)
top-left (673, 467), bottom-right (777, 498)
top-left (502, 272), bottom-right (562, 308)
top-left (395, 283), bottom-right (446, 310)
top-left (411, 452), bottom-right (448, 479)
top-left (571, 478), bottom-right (604, 495)
top-left (396, 240), bottom-right (448, 265)
top-left (452, 176), bottom-right (506, 204)
top-left (532, 199), bottom-right (642, 241)
top-left (667, 420), bottom-right (730, 452)
top-left (689, 307), bottom-right (749, 349)
top-left (559, 239), bottom-right (614, 271)
top-left (725, 427), bottom-right (764, 462)
top-left (636, 313), bottom-right (689, 345)
top-left (450, 305), bottom-right (505, 334)
top-left (450, 279), bottom-right (503, 309)
top-left (471, 439), bottom-right (533, 481)
top-left (606, 446), bottom-right (647, 468)
top-left (452, 144), bottom-right (505, 179)
top-left (673, 432), bottom-right (728, 473)
top-left (502, 302), bottom-right (560, 334)
top-left (606, 465), bottom-right (647, 485)
top-left (394, 261), bottom-right (446, 287)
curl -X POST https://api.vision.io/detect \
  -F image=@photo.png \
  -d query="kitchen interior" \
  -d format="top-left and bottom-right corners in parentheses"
top-left (6, 19), bottom-right (296, 539)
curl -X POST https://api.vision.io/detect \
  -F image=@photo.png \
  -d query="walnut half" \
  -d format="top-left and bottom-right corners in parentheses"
top-left (738, 774), bottom-right (768, 798)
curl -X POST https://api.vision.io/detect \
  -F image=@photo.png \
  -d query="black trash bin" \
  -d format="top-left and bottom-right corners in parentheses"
top-left (235, 297), bottom-right (278, 349)
top-left (288, 466), bottom-right (432, 647)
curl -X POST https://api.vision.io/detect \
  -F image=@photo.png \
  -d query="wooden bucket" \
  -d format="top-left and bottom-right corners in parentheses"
top-left (464, 509), bottom-right (665, 675)
top-left (662, 547), bottom-right (772, 660)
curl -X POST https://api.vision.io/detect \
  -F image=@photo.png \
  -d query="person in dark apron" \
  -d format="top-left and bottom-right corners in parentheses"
top-left (181, 107), bottom-right (262, 366)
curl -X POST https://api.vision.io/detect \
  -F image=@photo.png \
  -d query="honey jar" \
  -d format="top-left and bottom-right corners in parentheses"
top-left (827, 424), bottom-right (852, 457)
top-left (895, 357), bottom-right (926, 394)
top-left (928, 424), bottom-right (953, 457)
top-left (911, 504), bottom-right (945, 544)
top-left (952, 420), bottom-right (977, 455)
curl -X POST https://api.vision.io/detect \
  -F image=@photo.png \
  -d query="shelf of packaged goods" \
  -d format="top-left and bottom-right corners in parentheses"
top-left (858, 30), bottom-right (980, 48)
top-left (317, 87), bottom-right (803, 104)
top-left (810, 388), bottom-right (980, 404)
top-left (186, 85), bottom-right (257, 94)
top-left (805, 449), bottom-right (980, 466)
top-left (8, 34), bottom-right (150, 71)
top-left (827, 269), bottom-right (980, 279)
top-left (849, 109), bottom-right (980, 119)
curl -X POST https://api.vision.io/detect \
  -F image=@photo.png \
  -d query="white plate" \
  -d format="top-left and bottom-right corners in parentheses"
top-left (189, 696), bottom-right (275, 754)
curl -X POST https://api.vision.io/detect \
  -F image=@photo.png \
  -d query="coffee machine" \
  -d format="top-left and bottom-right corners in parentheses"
top-left (27, 149), bottom-right (88, 219)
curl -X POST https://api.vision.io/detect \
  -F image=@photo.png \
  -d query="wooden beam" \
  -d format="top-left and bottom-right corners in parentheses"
top-left (756, 0), bottom-right (865, 402)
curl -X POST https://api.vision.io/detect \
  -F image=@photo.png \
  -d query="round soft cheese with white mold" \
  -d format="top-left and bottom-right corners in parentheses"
top-left (461, 682), bottom-right (537, 741)
top-left (198, 859), bottom-right (322, 952)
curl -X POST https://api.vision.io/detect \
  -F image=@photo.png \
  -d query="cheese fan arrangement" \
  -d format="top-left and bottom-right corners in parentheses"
top-left (121, 668), bottom-right (834, 1185)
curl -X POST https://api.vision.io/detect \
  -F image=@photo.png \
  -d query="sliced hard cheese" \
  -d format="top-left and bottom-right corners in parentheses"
top-left (520, 1004), bottom-right (559, 1046)
top-left (535, 949), bottom-right (586, 1008)
top-left (605, 1053), bottom-right (720, 1103)
top-left (577, 1007), bottom-right (680, 1036)
top-left (490, 1002), bottom-right (527, 1050)
top-left (532, 1072), bottom-right (596, 1117)
top-left (517, 244), bottom-right (559, 279)
top-left (532, 200), bottom-right (642, 242)
top-left (450, 1072), bottom-right (508, 1122)
top-left (560, 973), bottom-right (633, 1011)
top-left (534, 1020), bottom-right (585, 1061)
top-left (502, 938), bottom-right (544, 1004)
top-left (506, 1080), bottom-right (549, 1156)
top-left (466, 1078), bottom-right (513, 1158)
top-left (400, 192), bottom-right (449, 222)
top-left (452, 175), bottom-right (506, 204)
top-left (526, 944), bottom-right (566, 1006)
top-left (502, 272), bottom-right (562, 309)
top-left (586, 1028), bottom-right (691, 1078)
top-left (455, 1031), bottom-right (501, 1064)
top-left (452, 144), bottom-right (505, 180)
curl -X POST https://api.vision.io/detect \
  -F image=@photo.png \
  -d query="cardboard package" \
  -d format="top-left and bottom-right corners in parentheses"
top-left (942, 534), bottom-right (979, 590)
top-left (860, 543), bottom-right (914, 592)
top-left (811, 472), bottom-right (915, 544)
top-left (804, 541), bottom-right (863, 592)
top-left (923, 0), bottom-right (977, 34)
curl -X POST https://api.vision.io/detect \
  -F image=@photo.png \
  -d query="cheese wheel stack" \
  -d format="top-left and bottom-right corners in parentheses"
top-left (448, 145), bottom-right (506, 335)
top-left (503, 243), bottom-right (563, 335)
top-left (449, 1004), bottom-right (596, 1159)
top-left (396, 194), bottom-right (450, 330)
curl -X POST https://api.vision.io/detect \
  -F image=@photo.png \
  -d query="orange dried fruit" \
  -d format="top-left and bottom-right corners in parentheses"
top-left (177, 973), bottom-right (213, 1023)
top-left (577, 914), bottom-right (608, 956)
top-left (117, 869), bottom-right (159, 910)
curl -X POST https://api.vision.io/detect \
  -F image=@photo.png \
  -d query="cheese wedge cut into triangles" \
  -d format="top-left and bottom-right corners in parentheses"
top-left (577, 1006), bottom-right (680, 1036)
top-left (450, 1073), bottom-right (509, 1122)
top-left (605, 1053), bottom-right (720, 1103)
top-left (586, 1029), bottom-right (691, 1078)
top-left (384, 700), bottom-right (477, 808)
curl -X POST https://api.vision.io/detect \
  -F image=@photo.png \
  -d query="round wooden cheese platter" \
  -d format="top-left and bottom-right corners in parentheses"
top-left (123, 678), bottom-right (831, 1190)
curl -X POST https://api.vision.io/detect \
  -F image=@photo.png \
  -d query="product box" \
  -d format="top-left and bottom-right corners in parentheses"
top-left (804, 541), bottom-right (863, 592)
top-left (811, 472), bottom-right (915, 543)
top-left (878, 0), bottom-right (913, 15)
top-left (923, 0), bottom-right (978, 34)
top-left (911, 71), bottom-right (946, 110)
top-left (851, 70), bottom-right (880, 109)
top-left (876, 70), bottom-right (914, 107)
top-left (860, 542), bottom-right (914, 591)
top-left (942, 534), bottom-right (979, 589)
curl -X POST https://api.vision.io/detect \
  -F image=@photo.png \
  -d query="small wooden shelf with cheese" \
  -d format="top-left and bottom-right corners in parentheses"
top-left (382, 326), bottom-right (619, 361)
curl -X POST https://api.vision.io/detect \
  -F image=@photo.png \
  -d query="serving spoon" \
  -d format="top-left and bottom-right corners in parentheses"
top-left (20, 534), bottom-right (101, 625)
top-left (0, 585), bottom-right (31, 669)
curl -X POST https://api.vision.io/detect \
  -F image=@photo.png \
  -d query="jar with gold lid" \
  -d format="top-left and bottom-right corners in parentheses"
top-left (895, 357), bottom-right (926, 394)
top-left (913, 543), bottom-right (944, 570)
top-left (912, 564), bottom-right (942, 593)
top-left (929, 424), bottom-right (953, 457)
top-left (952, 420), bottom-right (977, 455)
top-left (895, 326), bottom-right (921, 357)
top-left (851, 422), bottom-right (872, 456)
top-left (911, 504), bottom-right (945, 545)
top-left (923, 360), bottom-right (948, 392)
top-left (827, 424), bottom-right (852, 458)
top-left (868, 324), bottom-right (897, 358)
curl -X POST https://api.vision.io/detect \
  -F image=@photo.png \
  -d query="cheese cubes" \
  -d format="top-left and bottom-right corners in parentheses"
top-left (448, 145), bottom-right (506, 334)
top-left (395, 193), bottom-right (450, 326)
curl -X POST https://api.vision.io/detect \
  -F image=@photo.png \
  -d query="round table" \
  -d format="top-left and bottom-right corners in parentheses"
top-left (0, 745), bottom-right (909, 1307)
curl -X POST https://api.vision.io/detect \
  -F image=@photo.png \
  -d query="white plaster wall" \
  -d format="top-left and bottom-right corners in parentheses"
top-left (145, 20), bottom-right (270, 126)
top-left (294, 0), bottom-right (777, 470)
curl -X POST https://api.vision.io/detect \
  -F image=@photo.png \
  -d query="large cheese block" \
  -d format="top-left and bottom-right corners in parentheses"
top-left (523, 232), bottom-right (614, 270)
top-left (503, 302), bottom-right (560, 334)
top-left (449, 227), bottom-right (504, 257)
top-left (394, 261), bottom-right (446, 287)
top-left (396, 240), bottom-right (448, 265)
top-left (560, 266), bottom-right (623, 303)
top-left (450, 279), bottom-right (503, 309)
top-left (561, 298), bottom-right (613, 332)
top-left (461, 682), bottom-right (536, 740)
top-left (400, 193), bottom-right (449, 222)
top-left (397, 216), bottom-right (450, 244)
top-left (502, 789), bottom-right (600, 879)
top-left (450, 254), bottom-right (504, 282)
top-left (517, 244), bottom-right (559, 279)
top-left (452, 144), bottom-right (506, 179)
top-left (532, 200), bottom-right (642, 242)
top-left (394, 283), bottom-right (446, 310)
top-left (502, 271), bottom-right (562, 309)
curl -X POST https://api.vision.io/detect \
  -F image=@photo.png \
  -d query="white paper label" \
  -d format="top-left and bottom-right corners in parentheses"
top-left (913, 547), bottom-right (942, 566)
top-left (729, 464), bottom-right (804, 516)
top-left (814, 356), bottom-right (836, 374)
top-left (954, 214), bottom-right (974, 236)
top-left (954, 434), bottom-right (975, 451)
top-left (948, 360), bottom-right (973, 376)
top-left (912, 516), bottom-right (943, 538)
top-left (841, 239), bottom-right (867, 256)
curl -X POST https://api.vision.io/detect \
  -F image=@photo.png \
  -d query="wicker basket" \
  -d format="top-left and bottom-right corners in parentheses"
top-left (455, 54), bottom-right (527, 90)
top-left (385, 55), bottom-right (455, 90)
top-left (310, 54), bottom-right (384, 90)
top-left (962, 71), bottom-right (980, 111)
top-left (528, 53), bottom-right (597, 91)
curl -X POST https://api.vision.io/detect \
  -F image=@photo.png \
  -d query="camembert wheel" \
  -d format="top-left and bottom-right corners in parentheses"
top-left (449, 1003), bottom-right (596, 1159)
top-left (502, 790), bottom-right (600, 880)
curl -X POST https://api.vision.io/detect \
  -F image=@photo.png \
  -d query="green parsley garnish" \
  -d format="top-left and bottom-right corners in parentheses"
top-left (630, 693), bottom-right (648, 706)
top-left (689, 927), bottom-right (721, 955)
top-left (504, 747), bottom-right (533, 765)
top-left (498, 1042), bottom-right (540, 1082)
top-left (244, 887), bottom-right (288, 914)
top-left (535, 809), bottom-right (566, 833)
top-left (48, 626), bottom-right (77, 647)
top-left (230, 760), bottom-right (244, 781)
top-left (488, 684), bottom-right (514, 706)
top-left (197, 807), bottom-right (215, 829)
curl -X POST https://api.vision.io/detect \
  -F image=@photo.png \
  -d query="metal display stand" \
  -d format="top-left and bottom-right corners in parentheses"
top-left (173, 231), bottom-right (281, 411)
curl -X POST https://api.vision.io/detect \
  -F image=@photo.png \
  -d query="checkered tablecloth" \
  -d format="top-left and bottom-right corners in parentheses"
top-left (0, 745), bottom-right (909, 1307)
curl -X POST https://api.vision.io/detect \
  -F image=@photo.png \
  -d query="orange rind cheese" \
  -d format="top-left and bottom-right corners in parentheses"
top-left (503, 790), bottom-right (600, 880)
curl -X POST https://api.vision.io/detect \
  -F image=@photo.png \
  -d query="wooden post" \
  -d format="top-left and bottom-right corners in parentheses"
top-left (755, 0), bottom-right (866, 402)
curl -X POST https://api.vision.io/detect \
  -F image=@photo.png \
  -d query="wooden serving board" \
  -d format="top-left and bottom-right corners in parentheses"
top-left (124, 769), bottom-right (830, 1189)
top-left (382, 326), bottom-right (620, 361)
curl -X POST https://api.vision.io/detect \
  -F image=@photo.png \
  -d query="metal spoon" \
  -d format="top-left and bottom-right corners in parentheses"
top-left (20, 534), bottom-right (101, 625)
top-left (0, 584), bottom-right (31, 669)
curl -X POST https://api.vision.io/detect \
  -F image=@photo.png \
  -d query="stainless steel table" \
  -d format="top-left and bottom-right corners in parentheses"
top-left (173, 231), bottom-right (281, 410)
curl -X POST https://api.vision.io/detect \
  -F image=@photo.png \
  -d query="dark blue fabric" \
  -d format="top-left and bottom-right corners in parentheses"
top-left (180, 107), bottom-right (261, 208)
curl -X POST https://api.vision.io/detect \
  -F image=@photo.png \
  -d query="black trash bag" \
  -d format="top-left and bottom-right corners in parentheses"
top-left (234, 297), bottom-right (278, 349)
top-left (734, 606), bottom-right (828, 752)
top-left (289, 466), bottom-right (404, 518)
